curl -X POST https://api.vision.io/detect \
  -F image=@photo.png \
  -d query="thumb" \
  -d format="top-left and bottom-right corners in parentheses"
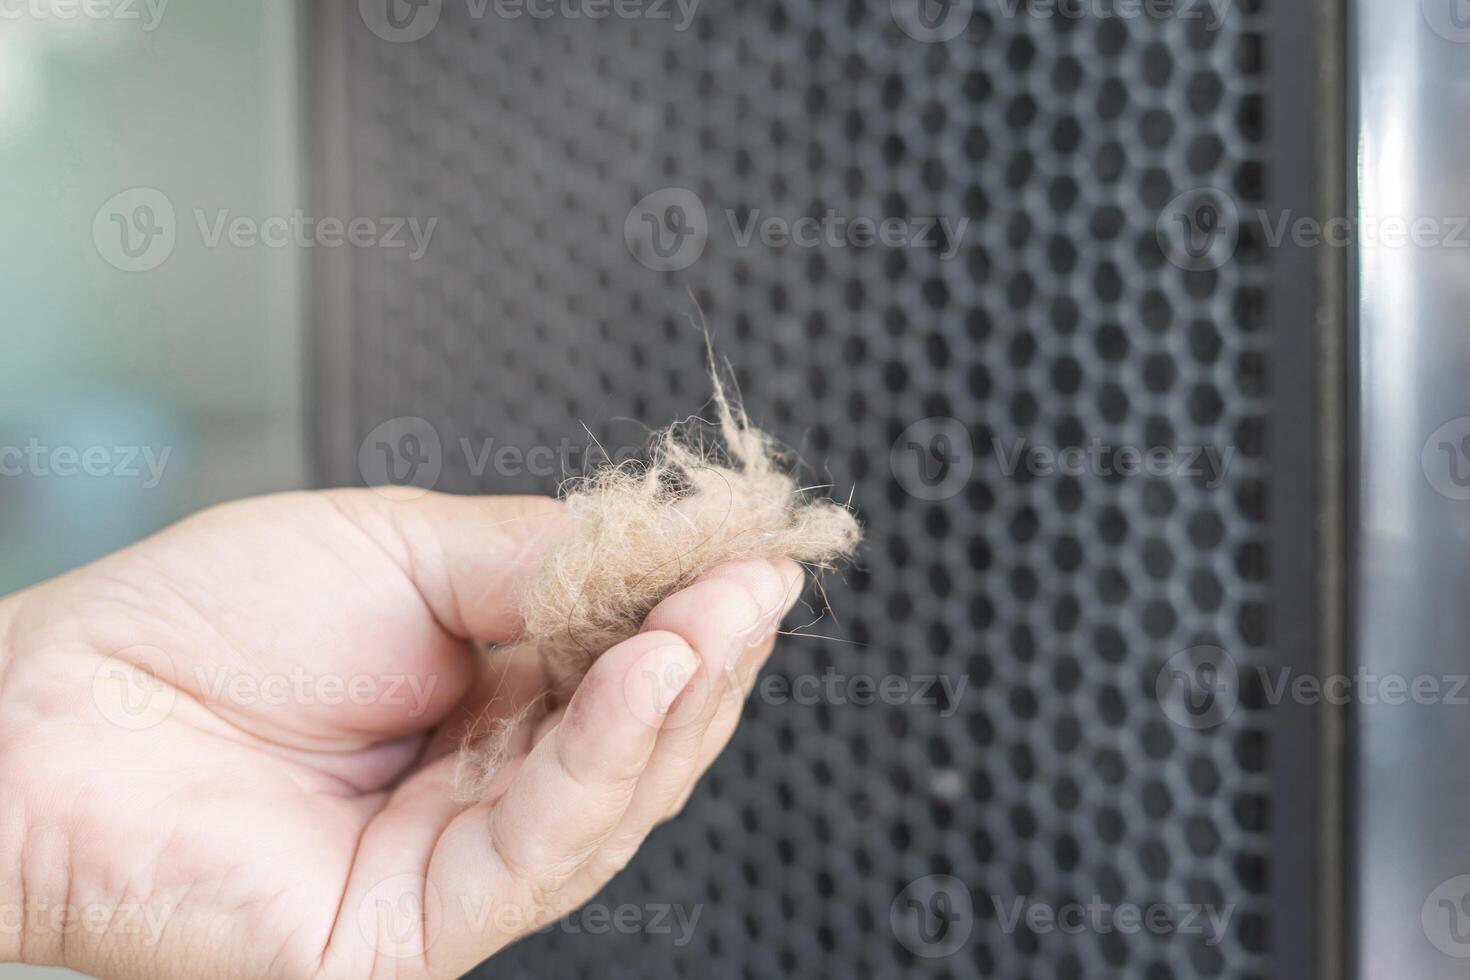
top-left (316, 488), bottom-right (566, 644)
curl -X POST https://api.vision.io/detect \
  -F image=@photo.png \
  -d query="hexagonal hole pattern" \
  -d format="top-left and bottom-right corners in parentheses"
top-left (329, 3), bottom-right (1271, 978)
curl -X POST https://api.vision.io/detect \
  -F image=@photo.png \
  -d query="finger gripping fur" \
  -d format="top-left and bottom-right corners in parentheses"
top-left (452, 366), bottom-right (862, 803)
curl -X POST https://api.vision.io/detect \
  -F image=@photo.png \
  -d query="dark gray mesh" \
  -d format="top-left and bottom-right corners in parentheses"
top-left (321, 2), bottom-right (1271, 977)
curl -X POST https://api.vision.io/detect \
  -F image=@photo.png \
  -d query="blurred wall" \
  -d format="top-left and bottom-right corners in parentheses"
top-left (0, 0), bottom-right (305, 599)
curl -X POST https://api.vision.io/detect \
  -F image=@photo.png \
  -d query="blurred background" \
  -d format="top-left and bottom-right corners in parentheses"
top-left (0, 0), bottom-right (304, 598)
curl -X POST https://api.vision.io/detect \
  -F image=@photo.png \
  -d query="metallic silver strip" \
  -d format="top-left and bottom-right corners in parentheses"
top-left (1353, 2), bottom-right (1470, 976)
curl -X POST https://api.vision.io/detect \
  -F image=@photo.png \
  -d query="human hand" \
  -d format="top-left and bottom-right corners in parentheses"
top-left (0, 489), bottom-right (803, 979)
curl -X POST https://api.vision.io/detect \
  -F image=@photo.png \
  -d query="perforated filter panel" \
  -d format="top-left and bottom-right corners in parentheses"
top-left (316, 2), bottom-right (1273, 977)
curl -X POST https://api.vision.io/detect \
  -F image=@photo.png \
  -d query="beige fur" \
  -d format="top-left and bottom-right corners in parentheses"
top-left (522, 370), bottom-right (861, 685)
top-left (451, 363), bottom-right (861, 802)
